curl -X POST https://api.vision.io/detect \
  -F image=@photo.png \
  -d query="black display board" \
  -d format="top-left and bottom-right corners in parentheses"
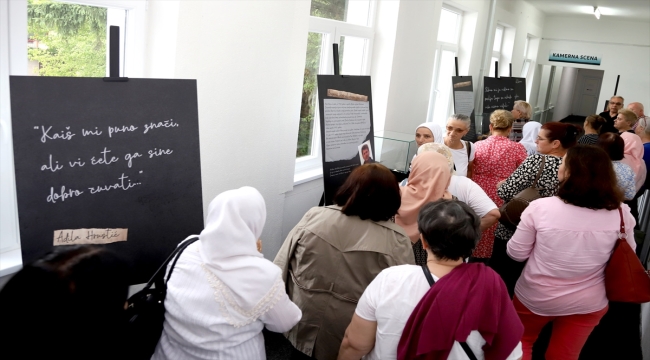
top-left (10, 76), bottom-right (204, 284)
top-left (482, 77), bottom-right (526, 134)
top-left (512, 77), bottom-right (527, 103)
top-left (317, 75), bottom-right (374, 206)
top-left (452, 76), bottom-right (477, 141)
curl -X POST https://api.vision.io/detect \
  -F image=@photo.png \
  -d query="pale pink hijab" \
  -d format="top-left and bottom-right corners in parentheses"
top-left (620, 132), bottom-right (647, 191)
top-left (396, 151), bottom-right (452, 242)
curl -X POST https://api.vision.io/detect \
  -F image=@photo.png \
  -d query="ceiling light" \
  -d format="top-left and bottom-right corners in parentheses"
top-left (594, 6), bottom-right (601, 19)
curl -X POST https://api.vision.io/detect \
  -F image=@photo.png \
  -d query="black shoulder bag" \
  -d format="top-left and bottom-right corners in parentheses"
top-left (125, 236), bottom-right (199, 359)
top-left (421, 265), bottom-right (478, 360)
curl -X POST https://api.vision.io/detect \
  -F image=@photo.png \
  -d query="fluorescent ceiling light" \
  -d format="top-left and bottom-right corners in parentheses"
top-left (594, 6), bottom-right (601, 19)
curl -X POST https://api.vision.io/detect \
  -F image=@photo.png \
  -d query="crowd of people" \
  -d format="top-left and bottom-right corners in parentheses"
top-left (0, 98), bottom-right (647, 360)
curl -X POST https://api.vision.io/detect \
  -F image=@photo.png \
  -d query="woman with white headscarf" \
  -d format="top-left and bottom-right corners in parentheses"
top-left (152, 187), bottom-right (301, 360)
top-left (519, 121), bottom-right (542, 156)
top-left (409, 123), bottom-right (444, 172)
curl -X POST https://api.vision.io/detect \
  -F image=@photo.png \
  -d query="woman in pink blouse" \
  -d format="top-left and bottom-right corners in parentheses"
top-left (471, 110), bottom-right (527, 260)
top-left (507, 145), bottom-right (635, 360)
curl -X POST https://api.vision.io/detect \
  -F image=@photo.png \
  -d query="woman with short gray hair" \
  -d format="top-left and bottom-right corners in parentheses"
top-left (443, 114), bottom-right (475, 178)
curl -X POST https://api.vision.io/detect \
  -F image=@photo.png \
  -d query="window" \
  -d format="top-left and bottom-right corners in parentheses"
top-left (295, 1), bottom-right (375, 177)
top-left (521, 35), bottom-right (537, 78)
top-left (427, 6), bottom-right (463, 127)
top-left (27, 0), bottom-right (127, 77)
top-left (0, 0), bottom-right (145, 257)
top-left (489, 24), bottom-right (504, 78)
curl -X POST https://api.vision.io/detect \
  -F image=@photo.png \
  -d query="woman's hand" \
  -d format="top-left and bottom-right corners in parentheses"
top-left (257, 239), bottom-right (262, 253)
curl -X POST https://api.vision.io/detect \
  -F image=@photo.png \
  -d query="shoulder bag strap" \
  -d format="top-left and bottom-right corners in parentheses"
top-left (618, 207), bottom-right (625, 239)
top-left (164, 236), bottom-right (200, 284)
top-left (465, 141), bottom-right (472, 162)
top-left (531, 155), bottom-right (546, 188)
top-left (459, 342), bottom-right (479, 360)
top-left (421, 264), bottom-right (477, 360)
top-left (421, 264), bottom-right (436, 286)
top-left (147, 236), bottom-right (199, 291)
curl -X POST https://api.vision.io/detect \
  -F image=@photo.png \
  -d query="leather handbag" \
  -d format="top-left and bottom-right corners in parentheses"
top-left (499, 156), bottom-right (546, 230)
top-left (124, 236), bottom-right (199, 359)
top-left (604, 208), bottom-right (650, 303)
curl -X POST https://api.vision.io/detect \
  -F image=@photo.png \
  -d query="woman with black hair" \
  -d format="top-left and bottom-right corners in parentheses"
top-left (577, 114), bottom-right (607, 145)
top-left (275, 163), bottom-right (414, 360)
top-left (338, 200), bottom-right (523, 360)
top-left (0, 246), bottom-right (129, 359)
top-left (507, 145), bottom-right (636, 360)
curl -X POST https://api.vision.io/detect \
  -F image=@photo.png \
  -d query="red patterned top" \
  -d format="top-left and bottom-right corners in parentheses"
top-left (472, 135), bottom-right (527, 258)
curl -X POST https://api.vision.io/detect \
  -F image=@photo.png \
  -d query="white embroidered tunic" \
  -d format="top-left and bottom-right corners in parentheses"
top-left (152, 242), bottom-right (302, 360)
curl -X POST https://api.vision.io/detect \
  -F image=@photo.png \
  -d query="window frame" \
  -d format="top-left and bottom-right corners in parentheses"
top-left (426, 4), bottom-right (463, 126)
top-left (294, 11), bottom-right (376, 182)
top-left (489, 24), bottom-right (505, 77)
top-left (0, 0), bottom-right (146, 264)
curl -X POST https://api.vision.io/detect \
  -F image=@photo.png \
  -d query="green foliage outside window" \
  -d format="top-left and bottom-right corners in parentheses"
top-left (28, 0), bottom-right (107, 77)
top-left (296, 0), bottom-right (350, 157)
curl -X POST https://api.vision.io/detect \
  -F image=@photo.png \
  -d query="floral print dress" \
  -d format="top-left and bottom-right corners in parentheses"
top-left (471, 135), bottom-right (527, 258)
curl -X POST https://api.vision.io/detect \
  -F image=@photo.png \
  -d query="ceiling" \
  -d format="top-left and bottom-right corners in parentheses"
top-left (526, 0), bottom-right (650, 21)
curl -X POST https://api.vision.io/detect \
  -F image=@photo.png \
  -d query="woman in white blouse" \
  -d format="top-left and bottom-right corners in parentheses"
top-left (152, 187), bottom-right (301, 360)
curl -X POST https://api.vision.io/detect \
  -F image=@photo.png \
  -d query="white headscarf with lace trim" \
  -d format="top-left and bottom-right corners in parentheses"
top-left (199, 186), bottom-right (283, 327)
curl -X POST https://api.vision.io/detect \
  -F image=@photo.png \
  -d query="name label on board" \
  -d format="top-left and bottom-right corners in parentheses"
top-left (549, 51), bottom-right (602, 65)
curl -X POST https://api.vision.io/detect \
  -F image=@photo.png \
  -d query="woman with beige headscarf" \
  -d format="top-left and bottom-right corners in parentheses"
top-left (418, 143), bottom-right (500, 233)
top-left (395, 151), bottom-right (453, 265)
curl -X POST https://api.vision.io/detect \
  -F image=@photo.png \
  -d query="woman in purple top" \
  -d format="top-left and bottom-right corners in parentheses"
top-left (507, 145), bottom-right (635, 360)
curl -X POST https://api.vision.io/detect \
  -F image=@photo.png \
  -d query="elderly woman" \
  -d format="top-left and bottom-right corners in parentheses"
top-left (519, 121), bottom-right (542, 156)
top-left (490, 122), bottom-right (580, 296)
top-left (510, 100), bottom-right (532, 142)
top-left (418, 143), bottom-right (500, 232)
top-left (472, 110), bottom-right (527, 262)
top-left (578, 114), bottom-right (607, 145)
top-left (508, 145), bottom-right (635, 360)
top-left (0, 246), bottom-right (129, 359)
top-left (275, 164), bottom-right (414, 360)
top-left (444, 114), bottom-right (475, 177)
top-left (338, 200), bottom-right (523, 360)
top-left (616, 108), bottom-right (647, 191)
top-left (396, 151), bottom-right (453, 265)
top-left (596, 133), bottom-right (636, 200)
top-left (153, 187), bottom-right (302, 359)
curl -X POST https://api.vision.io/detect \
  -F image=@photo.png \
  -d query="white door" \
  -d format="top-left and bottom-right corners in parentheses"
top-left (572, 70), bottom-right (604, 116)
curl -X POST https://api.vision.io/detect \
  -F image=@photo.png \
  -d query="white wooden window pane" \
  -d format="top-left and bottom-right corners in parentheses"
top-left (432, 49), bottom-right (456, 125)
top-left (437, 9), bottom-right (459, 44)
top-left (339, 35), bottom-right (367, 75)
top-left (493, 27), bottom-right (503, 52)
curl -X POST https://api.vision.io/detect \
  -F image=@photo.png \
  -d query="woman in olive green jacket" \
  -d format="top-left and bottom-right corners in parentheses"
top-left (274, 164), bottom-right (415, 360)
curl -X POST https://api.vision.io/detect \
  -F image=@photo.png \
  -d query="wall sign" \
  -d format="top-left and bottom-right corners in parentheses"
top-left (549, 51), bottom-right (601, 66)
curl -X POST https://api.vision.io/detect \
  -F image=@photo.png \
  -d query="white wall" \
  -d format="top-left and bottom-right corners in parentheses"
top-left (145, 0), bottom-right (310, 260)
top-left (538, 16), bottom-right (650, 110)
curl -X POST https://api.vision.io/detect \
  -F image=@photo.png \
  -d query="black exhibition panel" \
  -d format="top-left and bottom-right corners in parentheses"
top-left (512, 77), bottom-right (527, 104)
top-left (10, 76), bottom-right (204, 284)
top-left (317, 75), bottom-right (375, 206)
top-left (452, 76), bottom-right (477, 141)
top-left (482, 76), bottom-right (518, 134)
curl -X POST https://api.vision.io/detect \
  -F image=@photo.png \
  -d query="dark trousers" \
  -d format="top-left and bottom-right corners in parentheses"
top-left (489, 236), bottom-right (527, 298)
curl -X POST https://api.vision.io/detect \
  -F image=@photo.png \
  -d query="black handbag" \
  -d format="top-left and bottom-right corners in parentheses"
top-left (499, 156), bottom-right (546, 230)
top-left (125, 236), bottom-right (199, 359)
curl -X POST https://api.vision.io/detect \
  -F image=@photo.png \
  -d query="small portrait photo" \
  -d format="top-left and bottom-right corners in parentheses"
top-left (358, 141), bottom-right (375, 165)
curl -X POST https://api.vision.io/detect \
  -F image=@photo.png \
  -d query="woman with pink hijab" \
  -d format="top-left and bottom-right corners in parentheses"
top-left (619, 131), bottom-right (647, 191)
top-left (395, 151), bottom-right (453, 265)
